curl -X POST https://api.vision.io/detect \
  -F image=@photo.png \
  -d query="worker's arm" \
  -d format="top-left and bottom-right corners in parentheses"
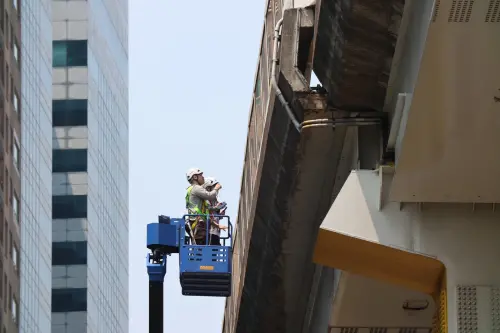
top-left (191, 185), bottom-right (219, 201)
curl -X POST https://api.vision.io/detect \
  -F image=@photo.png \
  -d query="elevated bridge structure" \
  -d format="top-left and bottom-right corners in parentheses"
top-left (223, 1), bottom-right (500, 332)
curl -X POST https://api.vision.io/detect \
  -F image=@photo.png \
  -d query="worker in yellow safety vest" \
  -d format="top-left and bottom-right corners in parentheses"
top-left (185, 168), bottom-right (221, 245)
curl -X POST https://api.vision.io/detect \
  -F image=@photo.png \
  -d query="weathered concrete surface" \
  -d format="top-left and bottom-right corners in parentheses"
top-left (235, 82), bottom-right (343, 333)
top-left (224, 1), bottom-right (403, 332)
top-left (314, 0), bottom-right (405, 111)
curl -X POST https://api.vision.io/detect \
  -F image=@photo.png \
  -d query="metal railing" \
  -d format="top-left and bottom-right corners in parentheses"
top-left (182, 214), bottom-right (233, 247)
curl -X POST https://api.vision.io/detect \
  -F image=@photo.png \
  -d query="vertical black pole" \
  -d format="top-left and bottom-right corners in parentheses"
top-left (206, 214), bottom-right (209, 245)
top-left (149, 281), bottom-right (164, 333)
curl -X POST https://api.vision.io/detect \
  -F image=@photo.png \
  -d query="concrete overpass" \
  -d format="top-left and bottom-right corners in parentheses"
top-left (223, 0), bottom-right (500, 332)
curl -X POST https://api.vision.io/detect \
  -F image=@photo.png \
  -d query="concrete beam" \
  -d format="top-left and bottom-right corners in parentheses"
top-left (313, 0), bottom-right (405, 111)
top-left (302, 266), bottom-right (336, 333)
top-left (281, 7), bottom-right (316, 92)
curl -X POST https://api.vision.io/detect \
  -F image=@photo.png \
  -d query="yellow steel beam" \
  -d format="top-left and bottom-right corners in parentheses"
top-left (313, 228), bottom-right (445, 295)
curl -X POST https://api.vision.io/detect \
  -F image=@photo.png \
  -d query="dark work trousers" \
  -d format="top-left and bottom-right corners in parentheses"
top-left (209, 234), bottom-right (221, 246)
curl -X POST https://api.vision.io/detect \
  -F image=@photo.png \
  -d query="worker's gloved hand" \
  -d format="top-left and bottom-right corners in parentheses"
top-left (215, 183), bottom-right (222, 190)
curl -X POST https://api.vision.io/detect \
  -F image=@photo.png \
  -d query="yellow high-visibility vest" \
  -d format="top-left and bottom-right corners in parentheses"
top-left (185, 185), bottom-right (208, 230)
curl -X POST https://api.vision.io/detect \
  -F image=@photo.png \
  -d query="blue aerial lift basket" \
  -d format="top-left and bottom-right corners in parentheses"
top-left (146, 214), bottom-right (233, 332)
top-left (179, 214), bottom-right (233, 297)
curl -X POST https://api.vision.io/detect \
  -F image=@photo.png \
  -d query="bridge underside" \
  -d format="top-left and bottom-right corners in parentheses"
top-left (232, 0), bottom-right (405, 332)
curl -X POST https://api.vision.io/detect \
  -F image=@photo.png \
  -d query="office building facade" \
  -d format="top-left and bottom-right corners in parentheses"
top-left (20, 0), bottom-right (53, 332)
top-left (0, 0), bottom-right (22, 331)
top-left (51, 0), bottom-right (128, 332)
top-left (0, 0), bottom-right (53, 332)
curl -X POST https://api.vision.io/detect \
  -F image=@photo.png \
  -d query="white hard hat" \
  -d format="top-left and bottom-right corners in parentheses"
top-left (203, 177), bottom-right (219, 189)
top-left (186, 168), bottom-right (203, 182)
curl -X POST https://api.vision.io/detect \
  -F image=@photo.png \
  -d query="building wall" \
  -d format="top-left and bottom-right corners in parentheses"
top-left (51, 0), bottom-right (128, 332)
top-left (86, 0), bottom-right (128, 331)
top-left (51, 2), bottom-right (90, 331)
top-left (19, 0), bottom-right (53, 332)
top-left (224, 0), bottom-right (317, 330)
top-left (223, 0), bottom-right (279, 330)
top-left (0, 0), bottom-right (22, 331)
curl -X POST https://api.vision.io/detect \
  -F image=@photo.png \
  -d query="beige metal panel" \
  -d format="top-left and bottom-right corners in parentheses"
top-left (313, 170), bottom-right (445, 295)
top-left (390, 0), bottom-right (500, 203)
top-left (329, 272), bottom-right (435, 329)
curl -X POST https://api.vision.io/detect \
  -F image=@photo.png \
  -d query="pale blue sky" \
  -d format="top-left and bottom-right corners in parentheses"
top-left (129, 0), bottom-right (266, 331)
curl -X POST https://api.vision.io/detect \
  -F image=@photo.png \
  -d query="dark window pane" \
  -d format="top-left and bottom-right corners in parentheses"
top-left (53, 99), bottom-right (88, 127)
top-left (53, 99), bottom-right (87, 113)
top-left (53, 41), bottom-right (67, 67)
top-left (67, 40), bottom-right (87, 66)
top-left (52, 195), bottom-right (87, 219)
top-left (52, 40), bottom-right (87, 67)
top-left (52, 241), bottom-right (87, 266)
top-left (53, 149), bottom-right (87, 173)
top-left (52, 288), bottom-right (87, 312)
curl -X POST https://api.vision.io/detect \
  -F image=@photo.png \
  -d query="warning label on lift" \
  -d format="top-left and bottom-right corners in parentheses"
top-left (200, 265), bottom-right (214, 271)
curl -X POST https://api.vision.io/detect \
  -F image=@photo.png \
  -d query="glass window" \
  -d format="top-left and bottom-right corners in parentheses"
top-left (52, 195), bottom-right (87, 219)
top-left (13, 40), bottom-right (18, 63)
top-left (52, 241), bottom-right (87, 266)
top-left (13, 92), bottom-right (18, 113)
top-left (12, 193), bottom-right (18, 224)
top-left (12, 244), bottom-right (17, 270)
top-left (53, 40), bottom-right (88, 67)
top-left (66, 40), bottom-right (88, 66)
top-left (11, 296), bottom-right (17, 324)
top-left (53, 149), bottom-right (87, 173)
top-left (53, 42), bottom-right (67, 67)
top-left (12, 132), bottom-right (19, 171)
top-left (52, 99), bottom-right (88, 126)
top-left (52, 288), bottom-right (87, 312)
